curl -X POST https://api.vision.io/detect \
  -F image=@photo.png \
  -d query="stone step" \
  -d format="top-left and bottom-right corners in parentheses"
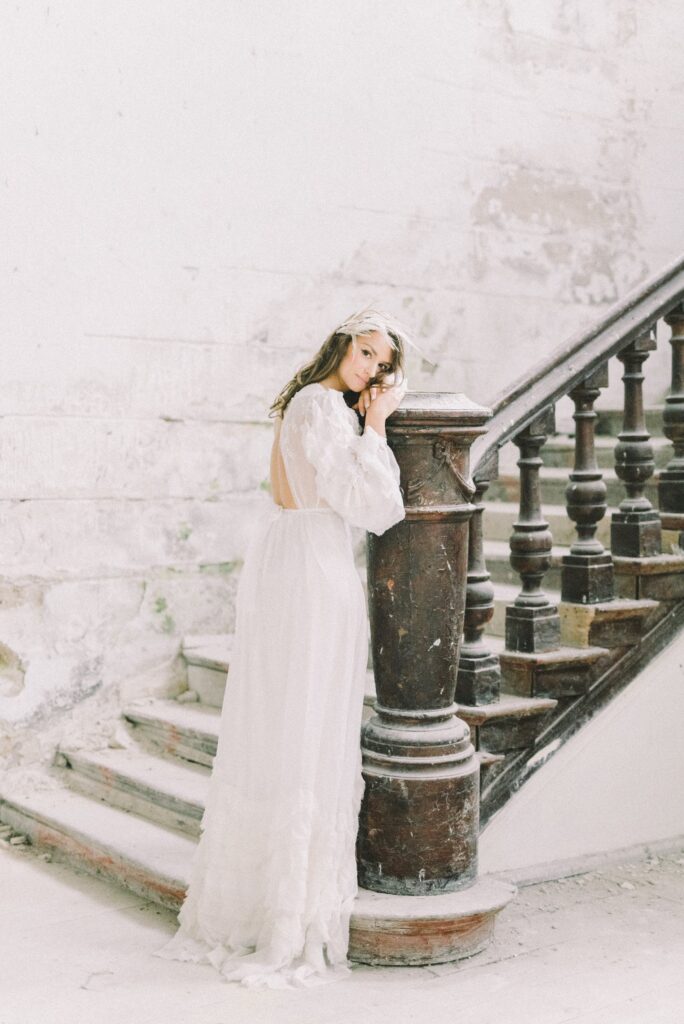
top-left (458, 693), bottom-right (557, 756)
top-left (0, 782), bottom-right (192, 910)
top-left (55, 739), bottom-right (522, 842)
top-left (559, 596), bottom-right (659, 648)
top-left (613, 552), bottom-right (684, 601)
top-left (482, 503), bottom-right (681, 559)
top-left (484, 586), bottom-right (659, 652)
top-left (123, 699), bottom-right (221, 767)
top-left (183, 633), bottom-right (233, 707)
top-left (483, 539), bottom-right (679, 598)
top-left (497, 643), bottom-right (609, 699)
top-left (484, 632), bottom-right (609, 690)
top-left (0, 777), bottom-right (515, 966)
top-left (488, 583), bottom-right (654, 644)
top-left (57, 745), bottom-right (209, 837)
top-left (661, 512), bottom-right (684, 533)
top-left (126, 667), bottom-right (566, 791)
top-left (124, 684), bottom-right (379, 774)
top-left (481, 501), bottom-right (612, 547)
top-left (183, 636), bottom-right (377, 715)
top-left (488, 467), bottom-right (658, 509)
top-left (541, 434), bottom-right (671, 471)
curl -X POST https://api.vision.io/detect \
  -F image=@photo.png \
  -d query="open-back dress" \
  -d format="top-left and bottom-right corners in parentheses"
top-left (154, 381), bottom-right (405, 989)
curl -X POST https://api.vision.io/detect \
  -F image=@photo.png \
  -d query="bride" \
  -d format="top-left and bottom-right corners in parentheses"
top-left (154, 309), bottom-right (409, 988)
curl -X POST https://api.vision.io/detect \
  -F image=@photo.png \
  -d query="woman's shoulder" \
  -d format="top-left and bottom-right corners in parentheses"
top-left (290, 382), bottom-right (324, 401)
top-left (286, 383), bottom-right (359, 429)
top-left (288, 382), bottom-right (342, 412)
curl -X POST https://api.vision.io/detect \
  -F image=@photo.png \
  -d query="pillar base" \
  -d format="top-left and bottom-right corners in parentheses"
top-left (560, 552), bottom-right (614, 604)
top-left (456, 651), bottom-right (501, 705)
top-left (349, 877), bottom-right (517, 966)
top-left (505, 604), bottom-right (561, 653)
top-left (611, 510), bottom-right (662, 557)
top-left (357, 708), bottom-right (479, 895)
top-left (658, 472), bottom-right (684, 515)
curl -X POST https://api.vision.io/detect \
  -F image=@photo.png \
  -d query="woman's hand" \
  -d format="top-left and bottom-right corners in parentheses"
top-left (354, 377), bottom-right (408, 435)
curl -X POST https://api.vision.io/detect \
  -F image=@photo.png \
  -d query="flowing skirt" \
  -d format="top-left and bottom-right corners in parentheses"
top-left (154, 503), bottom-right (369, 989)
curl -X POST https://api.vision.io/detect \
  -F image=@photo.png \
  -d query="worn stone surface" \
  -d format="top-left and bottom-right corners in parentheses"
top-left (613, 553), bottom-right (684, 600)
top-left (559, 597), bottom-right (659, 648)
top-left (2, 837), bottom-right (683, 1024)
top-left (458, 694), bottom-right (557, 755)
top-left (499, 645), bottom-right (609, 699)
top-left (348, 877), bottom-right (516, 966)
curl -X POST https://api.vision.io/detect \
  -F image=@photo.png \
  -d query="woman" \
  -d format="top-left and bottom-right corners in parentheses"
top-left (155, 309), bottom-right (409, 989)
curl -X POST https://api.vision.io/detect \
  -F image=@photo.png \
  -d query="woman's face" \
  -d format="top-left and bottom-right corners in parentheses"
top-left (337, 331), bottom-right (395, 392)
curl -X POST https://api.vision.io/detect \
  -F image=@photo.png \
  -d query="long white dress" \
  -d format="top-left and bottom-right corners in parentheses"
top-left (154, 382), bottom-right (405, 989)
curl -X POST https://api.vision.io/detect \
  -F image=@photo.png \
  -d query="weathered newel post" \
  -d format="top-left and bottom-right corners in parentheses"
top-left (350, 393), bottom-right (515, 968)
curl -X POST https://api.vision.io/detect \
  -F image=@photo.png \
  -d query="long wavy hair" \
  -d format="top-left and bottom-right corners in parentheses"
top-left (269, 308), bottom-right (409, 419)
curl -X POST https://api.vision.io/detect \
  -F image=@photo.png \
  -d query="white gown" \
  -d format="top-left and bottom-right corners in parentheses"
top-left (154, 382), bottom-right (405, 989)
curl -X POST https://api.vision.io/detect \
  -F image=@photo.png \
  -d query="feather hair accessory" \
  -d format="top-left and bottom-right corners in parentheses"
top-left (334, 305), bottom-right (437, 367)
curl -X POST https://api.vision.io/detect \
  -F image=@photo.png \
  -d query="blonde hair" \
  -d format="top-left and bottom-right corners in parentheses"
top-left (269, 308), bottom-right (409, 418)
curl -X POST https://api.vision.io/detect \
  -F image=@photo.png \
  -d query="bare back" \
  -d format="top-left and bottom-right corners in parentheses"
top-left (270, 416), bottom-right (299, 509)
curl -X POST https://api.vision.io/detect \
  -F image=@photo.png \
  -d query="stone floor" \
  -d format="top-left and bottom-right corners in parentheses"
top-left (1, 837), bottom-right (683, 1024)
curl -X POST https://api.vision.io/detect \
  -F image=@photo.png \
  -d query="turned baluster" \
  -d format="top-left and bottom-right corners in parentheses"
top-left (658, 304), bottom-right (684, 517)
top-left (561, 364), bottom-right (614, 603)
top-left (456, 452), bottom-right (501, 706)
top-left (611, 329), bottom-right (661, 557)
top-left (505, 407), bottom-right (561, 653)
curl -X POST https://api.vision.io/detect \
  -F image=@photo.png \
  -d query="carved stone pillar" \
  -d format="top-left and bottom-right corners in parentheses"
top-left (561, 364), bottom-right (614, 603)
top-left (357, 393), bottom-right (489, 895)
top-left (659, 304), bottom-right (684, 514)
top-left (611, 330), bottom-right (661, 557)
top-left (505, 407), bottom-right (561, 653)
top-left (456, 452), bottom-right (502, 706)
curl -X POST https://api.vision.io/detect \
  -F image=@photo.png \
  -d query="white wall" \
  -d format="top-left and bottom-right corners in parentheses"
top-left (2, 1), bottom-right (684, 761)
top-left (479, 630), bottom-right (684, 875)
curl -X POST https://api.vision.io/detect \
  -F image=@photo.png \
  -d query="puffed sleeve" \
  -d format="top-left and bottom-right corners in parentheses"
top-left (294, 387), bottom-right (405, 536)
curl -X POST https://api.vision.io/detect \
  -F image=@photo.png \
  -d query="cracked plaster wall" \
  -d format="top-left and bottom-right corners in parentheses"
top-left (2, 1), bottom-right (684, 761)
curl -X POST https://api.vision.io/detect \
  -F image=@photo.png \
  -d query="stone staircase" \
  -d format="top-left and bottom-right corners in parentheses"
top-left (8, 255), bottom-right (684, 940)
top-left (2, 406), bottom-right (682, 917)
top-left (0, 620), bottom-right (518, 963)
top-left (3, 259), bottom-right (684, 971)
top-left (0, 640), bottom-right (367, 908)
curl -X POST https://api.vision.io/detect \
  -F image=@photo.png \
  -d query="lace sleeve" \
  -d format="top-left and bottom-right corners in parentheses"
top-left (292, 387), bottom-right (405, 536)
